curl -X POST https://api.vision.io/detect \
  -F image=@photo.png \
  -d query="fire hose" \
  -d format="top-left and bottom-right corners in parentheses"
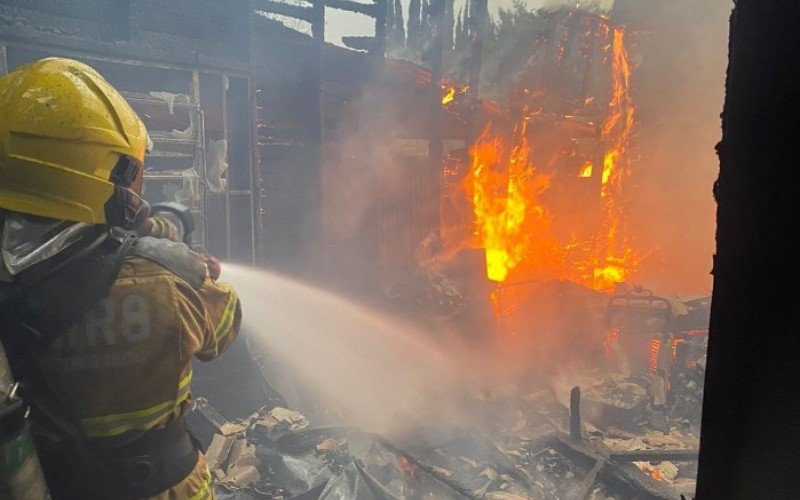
top-left (147, 202), bottom-right (221, 280)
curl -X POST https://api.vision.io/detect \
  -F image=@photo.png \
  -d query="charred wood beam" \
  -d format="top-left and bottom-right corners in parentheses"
top-left (570, 386), bottom-right (582, 440)
top-left (466, 0), bottom-right (487, 145)
top-left (341, 36), bottom-right (377, 51)
top-left (467, 0), bottom-right (487, 96)
top-left (428, 0), bottom-right (446, 240)
top-left (603, 462), bottom-right (675, 500)
top-left (560, 9), bottom-right (585, 65)
top-left (253, 0), bottom-right (314, 22)
top-left (255, 0), bottom-right (381, 19)
top-left (374, 436), bottom-right (477, 499)
top-left (545, 434), bottom-right (675, 500)
top-left (574, 459), bottom-right (604, 500)
top-left (354, 461), bottom-right (403, 500)
top-left (292, 481), bottom-right (329, 500)
top-left (323, 0), bottom-right (378, 17)
top-left (609, 449), bottom-right (699, 463)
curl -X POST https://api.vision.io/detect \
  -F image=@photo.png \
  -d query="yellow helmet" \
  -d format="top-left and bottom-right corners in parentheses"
top-left (0, 57), bottom-right (150, 227)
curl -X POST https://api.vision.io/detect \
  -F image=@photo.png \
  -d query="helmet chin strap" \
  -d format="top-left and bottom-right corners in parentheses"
top-left (112, 186), bottom-right (151, 229)
top-left (106, 155), bottom-right (151, 229)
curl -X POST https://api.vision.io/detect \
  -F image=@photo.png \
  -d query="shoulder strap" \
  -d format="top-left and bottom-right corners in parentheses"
top-left (14, 231), bottom-right (137, 351)
top-left (130, 236), bottom-right (207, 289)
top-left (0, 230), bottom-right (139, 491)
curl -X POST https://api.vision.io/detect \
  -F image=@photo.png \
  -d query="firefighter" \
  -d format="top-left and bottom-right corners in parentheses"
top-left (0, 58), bottom-right (241, 499)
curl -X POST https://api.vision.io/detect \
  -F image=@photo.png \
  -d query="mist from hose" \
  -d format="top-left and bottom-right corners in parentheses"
top-left (220, 263), bottom-right (473, 436)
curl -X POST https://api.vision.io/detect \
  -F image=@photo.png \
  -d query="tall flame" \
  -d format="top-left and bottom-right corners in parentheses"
top-left (466, 122), bottom-right (558, 283)
top-left (462, 26), bottom-right (642, 292)
top-left (590, 27), bottom-right (640, 290)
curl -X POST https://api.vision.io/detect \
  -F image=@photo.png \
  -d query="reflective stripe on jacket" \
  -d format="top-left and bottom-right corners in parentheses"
top-left (36, 254), bottom-right (241, 443)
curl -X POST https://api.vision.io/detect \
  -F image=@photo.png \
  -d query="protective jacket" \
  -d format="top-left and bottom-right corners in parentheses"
top-left (0, 58), bottom-right (240, 499)
top-left (2, 231), bottom-right (241, 499)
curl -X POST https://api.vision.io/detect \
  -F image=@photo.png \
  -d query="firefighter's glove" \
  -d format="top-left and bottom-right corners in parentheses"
top-left (137, 215), bottom-right (183, 242)
top-left (202, 253), bottom-right (222, 281)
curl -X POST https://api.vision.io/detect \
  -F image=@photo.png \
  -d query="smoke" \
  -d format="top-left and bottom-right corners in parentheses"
top-left (621, 0), bottom-right (731, 295)
top-left (322, 82), bottom-right (442, 294)
top-left (222, 263), bottom-right (620, 439)
top-left (244, 0), bottom-right (731, 434)
top-left (539, 0), bottom-right (615, 12)
top-left (222, 264), bottom-right (496, 435)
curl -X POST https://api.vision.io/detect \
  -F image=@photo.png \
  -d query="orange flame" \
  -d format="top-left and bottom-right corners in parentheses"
top-left (649, 337), bottom-right (661, 373)
top-left (441, 86), bottom-right (456, 106)
top-left (589, 27), bottom-right (641, 290)
top-left (466, 122), bottom-right (564, 283)
top-left (442, 85), bottom-right (470, 107)
top-left (579, 161), bottom-right (593, 178)
top-left (461, 26), bottom-right (642, 292)
top-left (639, 465), bottom-right (665, 482)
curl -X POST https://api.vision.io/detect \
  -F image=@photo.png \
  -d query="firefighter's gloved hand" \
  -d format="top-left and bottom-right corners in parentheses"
top-left (202, 253), bottom-right (222, 281)
top-left (189, 243), bottom-right (221, 280)
top-left (137, 215), bottom-right (183, 242)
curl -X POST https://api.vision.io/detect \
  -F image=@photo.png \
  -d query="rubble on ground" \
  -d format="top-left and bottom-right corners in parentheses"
top-left (198, 371), bottom-right (699, 499)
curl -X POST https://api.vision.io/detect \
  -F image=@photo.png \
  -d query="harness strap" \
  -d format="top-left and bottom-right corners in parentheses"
top-left (38, 417), bottom-right (199, 500)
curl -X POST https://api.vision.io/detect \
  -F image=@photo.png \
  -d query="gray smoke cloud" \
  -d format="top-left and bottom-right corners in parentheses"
top-left (621, 0), bottom-right (731, 295)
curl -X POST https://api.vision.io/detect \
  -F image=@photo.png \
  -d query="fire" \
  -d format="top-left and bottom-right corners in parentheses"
top-left (441, 86), bottom-right (456, 106)
top-left (604, 328), bottom-right (621, 358)
top-left (591, 27), bottom-right (641, 290)
top-left (639, 465), bottom-right (665, 482)
top-left (461, 25), bottom-right (642, 292)
top-left (397, 456), bottom-right (418, 479)
top-left (649, 337), bottom-right (661, 373)
top-left (465, 122), bottom-right (559, 283)
top-left (602, 28), bottom-right (636, 190)
top-left (441, 85), bottom-right (469, 107)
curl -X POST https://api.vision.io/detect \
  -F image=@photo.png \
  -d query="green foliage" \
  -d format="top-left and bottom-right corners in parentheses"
top-left (407, 0), bottom-right (422, 51)
top-left (493, 0), bottom-right (544, 41)
top-left (391, 0), bottom-right (551, 104)
top-left (478, 1), bottom-right (549, 102)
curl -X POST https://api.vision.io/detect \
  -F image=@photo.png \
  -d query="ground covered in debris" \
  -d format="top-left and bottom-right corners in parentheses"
top-left (199, 368), bottom-right (701, 500)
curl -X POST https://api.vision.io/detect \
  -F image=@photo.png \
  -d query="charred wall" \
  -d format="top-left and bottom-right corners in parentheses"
top-left (250, 16), bottom-right (373, 276)
top-left (0, 0), bottom-right (250, 69)
top-left (0, 0), bottom-right (256, 264)
top-left (0, 0), bottom-right (460, 291)
top-left (250, 14), bottom-right (446, 294)
top-left (697, 0), bottom-right (800, 497)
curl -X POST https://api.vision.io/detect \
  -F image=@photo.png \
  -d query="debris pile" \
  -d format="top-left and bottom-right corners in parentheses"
top-left (194, 373), bottom-right (699, 500)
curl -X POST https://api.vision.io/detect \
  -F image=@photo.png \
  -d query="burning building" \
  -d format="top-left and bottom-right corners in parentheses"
top-left (0, 0), bottom-right (734, 498)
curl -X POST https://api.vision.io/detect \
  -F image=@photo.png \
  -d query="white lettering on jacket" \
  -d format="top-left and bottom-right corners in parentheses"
top-left (49, 294), bottom-right (152, 351)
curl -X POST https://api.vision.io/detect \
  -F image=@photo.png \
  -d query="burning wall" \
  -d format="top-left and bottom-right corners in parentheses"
top-left (447, 21), bottom-right (641, 295)
top-left (440, 1), bottom-right (726, 299)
